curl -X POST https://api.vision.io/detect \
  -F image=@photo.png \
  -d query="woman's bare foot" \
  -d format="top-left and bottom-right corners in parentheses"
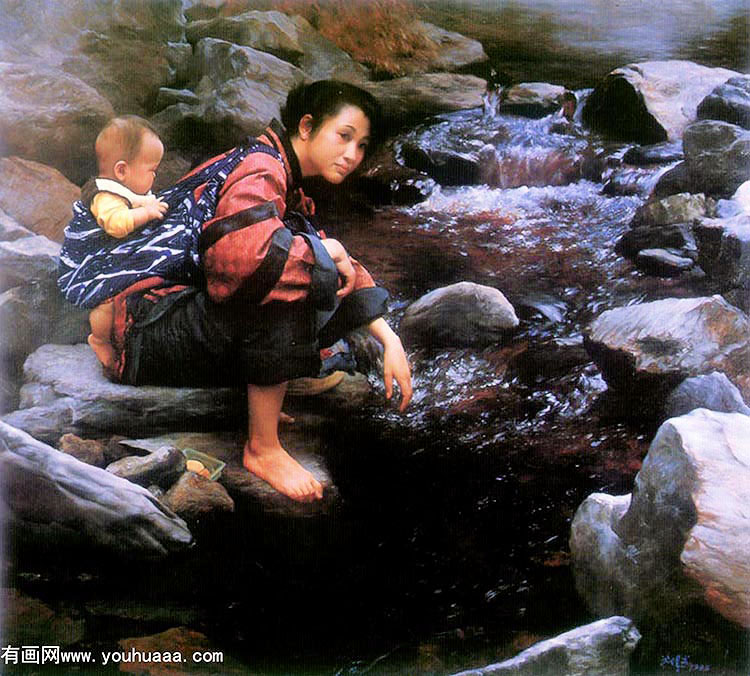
top-left (243, 441), bottom-right (323, 502)
top-left (279, 411), bottom-right (295, 424)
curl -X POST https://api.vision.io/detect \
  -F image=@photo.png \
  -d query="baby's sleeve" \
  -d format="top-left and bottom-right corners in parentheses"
top-left (91, 192), bottom-right (136, 238)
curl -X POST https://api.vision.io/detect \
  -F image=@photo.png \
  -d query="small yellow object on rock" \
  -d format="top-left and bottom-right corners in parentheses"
top-left (186, 459), bottom-right (211, 478)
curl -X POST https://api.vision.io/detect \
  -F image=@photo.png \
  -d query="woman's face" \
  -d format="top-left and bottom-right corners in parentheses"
top-left (296, 105), bottom-right (371, 184)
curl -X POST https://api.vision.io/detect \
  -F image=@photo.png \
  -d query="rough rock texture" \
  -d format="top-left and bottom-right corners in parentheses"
top-left (695, 214), bottom-right (750, 285)
top-left (664, 372), bottom-right (750, 418)
top-left (570, 409), bottom-right (750, 628)
top-left (623, 141), bottom-right (684, 166)
top-left (0, 62), bottom-right (113, 184)
top-left (415, 20), bottom-right (487, 72)
top-left (400, 282), bottom-right (519, 348)
top-left (630, 192), bottom-right (708, 228)
top-left (58, 433), bottom-right (107, 468)
top-left (2, 344), bottom-right (245, 445)
top-left (616, 223), bottom-right (697, 260)
top-left (635, 248), bottom-right (694, 276)
top-left (697, 75), bottom-right (750, 130)
top-left (362, 74), bottom-right (487, 130)
top-left (582, 61), bottom-right (741, 143)
top-left (683, 120), bottom-right (750, 197)
top-left (451, 616), bottom-right (640, 676)
top-left (163, 471), bottom-right (235, 521)
top-left (0, 588), bottom-right (85, 647)
top-left (0, 421), bottom-right (193, 558)
top-left (186, 10), bottom-right (369, 82)
top-left (0, 235), bottom-right (61, 293)
top-left (107, 446), bottom-right (186, 488)
top-left (153, 37), bottom-right (305, 151)
top-left (0, 158), bottom-right (80, 243)
top-left (497, 82), bottom-right (568, 118)
top-left (583, 295), bottom-right (750, 400)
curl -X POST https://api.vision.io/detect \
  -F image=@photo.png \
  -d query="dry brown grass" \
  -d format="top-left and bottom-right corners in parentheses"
top-left (223, 0), bottom-right (439, 78)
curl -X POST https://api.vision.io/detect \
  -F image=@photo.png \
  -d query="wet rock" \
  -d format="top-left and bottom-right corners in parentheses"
top-left (583, 295), bottom-right (750, 401)
top-left (123, 428), bottom-right (338, 519)
top-left (118, 627), bottom-right (247, 675)
top-left (401, 282), bottom-right (519, 348)
top-left (0, 157), bottom-right (81, 243)
top-left (155, 87), bottom-right (201, 110)
top-left (362, 74), bottom-right (487, 130)
top-left (694, 214), bottom-right (750, 292)
top-left (354, 143), bottom-right (436, 206)
top-left (582, 60), bottom-right (741, 144)
top-left (451, 616), bottom-right (640, 676)
top-left (651, 160), bottom-right (695, 199)
top-left (714, 180), bottom-right (750, 219)
top-left (186, 10), bottom-right (369, 83)
top-left (58, 433), bottom-right (107, 468)
top-left (623, 141), bottom-right (684, 166)
top-left (570, 409), bottom-right (750, 629)
top-left (0, 235), bottom-right (61, 293)
top-left (163, 471), bottom-right (234, 521)
top-left (400, 143), bottom-right (482, 186)
top-left (697, 75), bottom-right (750, 130)
top-left (0, 62), bottom-right (114, 184)
top-left (497, 82), bottom-right (568, 119)
top-left (664, 372), bottom-right (750, 418)
top-left (635, 248), bottom-right (695, 276)
top-left (2, 344), bottom-right (246, 445)
top-left (683, 120), bottom-right (750, 197)
top-left (0, 421), bottom-right (192, 558)
top-left (615, 223), bottom-right (697, 259)
top-left (630, 192), bottom-right (708, 228)
top-left (0, 588), bottom-right (85, 647)
top-left (107, 446), bottom-right (186, 489)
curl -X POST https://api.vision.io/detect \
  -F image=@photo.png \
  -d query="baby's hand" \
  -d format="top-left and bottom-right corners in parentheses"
top-left (321, 238), bottom-right (356, 297)
top-left (141, 195), bottom-right (168, 221)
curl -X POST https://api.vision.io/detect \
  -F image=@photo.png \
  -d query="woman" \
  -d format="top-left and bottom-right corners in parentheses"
top-left (106, 80), bottom-right (412, 503)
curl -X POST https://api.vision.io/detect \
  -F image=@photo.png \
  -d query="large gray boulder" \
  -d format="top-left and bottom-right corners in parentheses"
top-left (153, 38), bottom-right (305, 151)
top-left (682, 120), bottom-right (750, 197)
top-left (451, 616), bottom-right (640, 676)
top-left (414, 20), bottom-right (487, 73)
top-left (400, 282), bottom-right (519, 348)
top-left (582, 61), bottom-right (741, 143)
top-left (694, 213), bottom-right (750, 294)
top-left (362, 73), bottom-right (488, 129)
top-left (496, 82), bottom-right (569, 119)
top-left (0, 421), bottom-right (193, 558)
top-left (697, 75), bottom-right (750, 130)
top-left (0, 0), bottom-right (188, 118)
top-left (570, 409), bottom-right (750, 629)
top-left (584, 295), bottom-right (750, 401)
top-left (0, 63), bottom-right (114, 184)
top-left (1, 344), bottom-right (246, 445)
top-left (186, 10), bottom-right (369, 82)
top-left (664, 372), bottom-right (750, 418)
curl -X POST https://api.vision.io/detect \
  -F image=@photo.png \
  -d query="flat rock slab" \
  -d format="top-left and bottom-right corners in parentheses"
top-left (584, 295), bottom-right (750, 400)
top-left (452, 616), bottom-right (640, 676)
top-left (0, 421), bottom-right (192, 559)
top-left (121, 427), bottom-right (337, 519)
top-left (2, 343), bottom-right (246, 445)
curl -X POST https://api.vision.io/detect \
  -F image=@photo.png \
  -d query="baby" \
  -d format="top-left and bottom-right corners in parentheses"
top-left (82, 116), bottom-right (168, 370)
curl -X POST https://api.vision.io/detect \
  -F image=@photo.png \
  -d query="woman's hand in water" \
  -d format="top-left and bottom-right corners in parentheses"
top-left (368, 318), bottom-right (413, 412)
top-left (321, 238), bottom-right (356, 297)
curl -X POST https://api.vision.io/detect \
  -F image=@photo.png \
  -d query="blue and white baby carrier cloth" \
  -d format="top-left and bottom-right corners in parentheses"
top-left (58, 139), bottom-right (281, 309)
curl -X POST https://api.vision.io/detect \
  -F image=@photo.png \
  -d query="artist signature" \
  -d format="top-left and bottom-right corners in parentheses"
top-left (661, 654), bottom-right (711, 672)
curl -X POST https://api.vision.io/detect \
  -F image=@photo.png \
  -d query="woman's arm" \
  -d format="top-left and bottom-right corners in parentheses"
top-left (367, 317), bottom-right (413, 412)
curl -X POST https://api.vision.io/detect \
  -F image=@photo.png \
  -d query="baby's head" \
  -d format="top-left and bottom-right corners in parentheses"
top-left (95, 116), bottom-right (164, 195)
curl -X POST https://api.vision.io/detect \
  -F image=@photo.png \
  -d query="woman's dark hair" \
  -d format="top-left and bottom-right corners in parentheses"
top-left (281, 80), bottom-right (382, 155)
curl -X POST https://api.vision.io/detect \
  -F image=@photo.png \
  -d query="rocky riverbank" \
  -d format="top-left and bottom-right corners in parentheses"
top-left (2, 0), bottom-right (750, 673)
